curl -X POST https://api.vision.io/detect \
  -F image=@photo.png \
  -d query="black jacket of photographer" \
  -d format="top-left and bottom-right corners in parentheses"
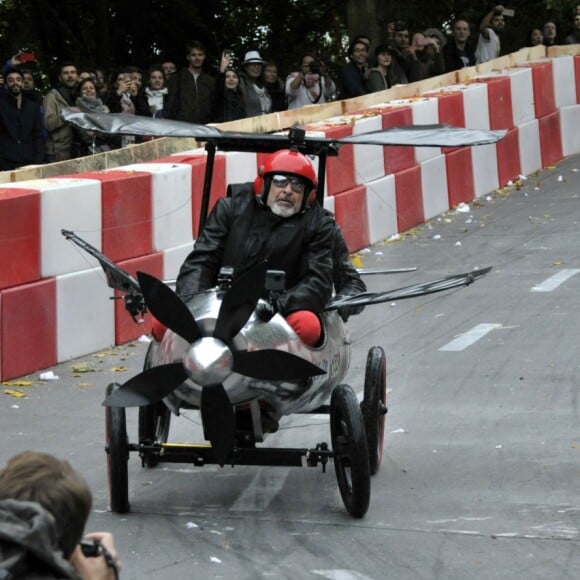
top-left (0, 90), bottom-right (43, 170)
top-left (176, 183), bottom-right (335, 316)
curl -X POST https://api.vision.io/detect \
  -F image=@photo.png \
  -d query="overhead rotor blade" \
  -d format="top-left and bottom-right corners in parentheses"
top-left (137, 272), bottom-right (202, 344)
top-left (335, 125), bottom-right (506, 147)
top-left (233, 349), bottom-right (326, 381)
top-left (213, 261), bottom-right (267, 343)
top-left (201, 384), bottom-right (236, 467)
top-left (102, 363), bottom-right (188, 407)
top-left (63, 111), bottom-right (505, 151)
top-left (327, 266), bottom-right (492, 310)
top-left (62, 109), bottom-right (223, 139)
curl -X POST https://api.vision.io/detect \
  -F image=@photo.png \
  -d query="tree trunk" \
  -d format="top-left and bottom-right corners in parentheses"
top-left (345, 0), bottom-right (388, 53)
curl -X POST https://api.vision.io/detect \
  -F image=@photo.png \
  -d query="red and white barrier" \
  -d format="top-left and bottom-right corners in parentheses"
top-left (3, 53), bottom-right (580, 380)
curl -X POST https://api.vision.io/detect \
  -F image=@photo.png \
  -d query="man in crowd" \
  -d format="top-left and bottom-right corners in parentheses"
top-left (0, 68), bottom-right (44, 170)
top-left (443, 17), bottom-right (476, 71)
top-left (543, 21), bottom-right (558, 46)
top-left (475, 5), bottom-right (506, 64)
top-left (389, 21), bottom-right (422, 84)
top-left (43, 61), bottom-right (78, 161)
top-left (165, 40), bottom-right (215, 124)
top-left (339, 39), bottom-right (369, 98)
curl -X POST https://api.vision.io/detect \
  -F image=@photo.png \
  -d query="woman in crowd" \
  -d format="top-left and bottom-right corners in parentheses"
top-left (238, 50), bottom-right (272, 116)
top-left (213, 50), bottom-right (246, 122)
top-left (145, 65), bottom-right (168, 118)
top-left (285, 53), bottom-right (336, 109)
top-left (264, 61), bottom-right (287, 111)
top-left (73, 77), bottom-right (115, 155)
top-left (366, 44), bottom-right (396, 92)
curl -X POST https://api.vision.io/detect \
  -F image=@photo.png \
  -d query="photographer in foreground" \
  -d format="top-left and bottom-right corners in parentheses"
top-left (0, 451), bottom-right (121, 579)
top-left (285, 54), bottom-right (336, 109)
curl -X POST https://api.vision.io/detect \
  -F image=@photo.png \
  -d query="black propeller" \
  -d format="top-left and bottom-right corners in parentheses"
top-left (102, 263), bottom-right (326, 465)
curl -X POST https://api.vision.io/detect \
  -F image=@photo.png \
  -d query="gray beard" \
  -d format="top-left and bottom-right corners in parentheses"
top-left (270, 202), bottom-right (297, 218)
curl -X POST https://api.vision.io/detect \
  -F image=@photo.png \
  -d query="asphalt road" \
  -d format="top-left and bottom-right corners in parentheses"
top-left (2, 155), bottom-right (579, 579)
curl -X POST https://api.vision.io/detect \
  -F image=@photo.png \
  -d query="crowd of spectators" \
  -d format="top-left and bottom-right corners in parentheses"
top-left (1, 5), bottom-right (580, 171)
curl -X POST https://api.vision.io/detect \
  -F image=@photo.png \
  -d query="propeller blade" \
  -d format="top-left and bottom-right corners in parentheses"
top-left (63, 109), bottom-right (223, 139)
top-left (327, 267), bottom-right (493, 310)
top-left (200, 384), bottom-right (236, 466)
top-left (213, 261), bottom-right (267, 343)
top-left (137, 272), bottom-right (202, 344)
top-left (233, 349), bottom-right (326, 381)
top-left (62, 229), bottom-right (141, 294)
top-left (336, 125), bottom-right (506, 147)
top-left (102, 363), bottom-right (188, 407)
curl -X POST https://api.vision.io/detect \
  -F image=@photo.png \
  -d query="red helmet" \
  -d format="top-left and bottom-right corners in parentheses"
top-left (254, 150), bottom-right (318, 208)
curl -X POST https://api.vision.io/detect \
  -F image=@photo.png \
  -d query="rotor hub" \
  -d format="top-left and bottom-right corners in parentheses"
top-left (183, 337), bottom-right (233, 386)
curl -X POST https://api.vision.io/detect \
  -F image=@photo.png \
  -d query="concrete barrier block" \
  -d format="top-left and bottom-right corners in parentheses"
top-left (0, 188), bottom-right (40, 289)
top-left (552, 55), bottom-right (576, 109)
top-left (366, 174), bottom-right (397, 244)
top-left (496, 127), bottom-right (522, 186)
top-left (421, 155), bottom-right (449, 220)
top-left (380, 105), bottom-right (415, 174)
top-left (334, 185), bottom-right (369, 251)
top-left (118, 163), bottom-right (193, 252)
top-left (115, 252), bottom-right (164, 344)
top-left (538, 110), bottom-right (563, 167)
top-left (0, 278), bottom-right (56, 381)
top-left (471, 143), bottom-right (499, 197)
top-left (560, 105), bottom-right (580, 156)
top-left (353, 115), bottom-right (385, 183)
top-left (503, 68), bottom-right (535, 126)
top-left (163, 241), bottom-right (195, 281)
top-left (395, 165), bottom-right (424, 231)
top-left (56, 268), bottom-right (114, 361)
top-left (517, 119), bottom-right (542, 176)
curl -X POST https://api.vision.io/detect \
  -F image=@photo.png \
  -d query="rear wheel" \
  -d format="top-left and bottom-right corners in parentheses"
top-left (330, 384), bottom-right (371, 518)
top-left (105, 383), bottom-right (130, 513)
top-left (361, 346), bottom-right (387, 475)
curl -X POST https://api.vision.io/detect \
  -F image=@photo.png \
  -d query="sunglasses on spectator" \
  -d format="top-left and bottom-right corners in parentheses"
top-left (271, 174), bottom-right (306, 194)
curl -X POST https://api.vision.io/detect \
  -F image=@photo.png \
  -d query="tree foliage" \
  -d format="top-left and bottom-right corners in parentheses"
top-left (0, 0), bottom-right (577, 87)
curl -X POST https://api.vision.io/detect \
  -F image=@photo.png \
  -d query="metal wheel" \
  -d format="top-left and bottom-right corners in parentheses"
top-left (330, 384), bottom-right (371, 518)
top-left (105, 383), bottom-right (130, 513)
top-left (138, 402), bottom-right (171, 467)
top-left (361, 346), bottom-right (387, 475)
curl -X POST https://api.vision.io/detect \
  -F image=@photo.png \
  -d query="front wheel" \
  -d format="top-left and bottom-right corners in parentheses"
top-left (330, 384), bottom-right (371, 518)
top-left (105, 383), bottom-right (130, 513)
top-left (361, 346), bottom-right (387, 475)
top-left (138, 402), bottom-right (171, 467)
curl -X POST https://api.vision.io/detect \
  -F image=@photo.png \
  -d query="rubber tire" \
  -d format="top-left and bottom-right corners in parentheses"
top-left (361, 346), bottom-right (387, 475)
top-left (330, 384), bottom-right (371, 518)
top-left (105, 383), bottom-right (130, 513)
top-left (138, 402), bottom-right (171, 467)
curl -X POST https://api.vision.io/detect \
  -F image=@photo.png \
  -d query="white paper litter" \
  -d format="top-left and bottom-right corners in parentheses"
top-left (39, 371), bottom-right (59, 381)
top-left (185, 521), bottom-right (198, 529)
top-left (138, 335), bottom-right (152, 343)
top-left (210, 556), bottom-right (222, 564)
top-left (433, 234), bottom-right (442, 240)
top-left (455, 241), bottom-right (462, 247)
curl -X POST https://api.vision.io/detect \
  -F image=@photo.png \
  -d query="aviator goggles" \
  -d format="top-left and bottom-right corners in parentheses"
top-left (271, 174), bottom-right (307, 194)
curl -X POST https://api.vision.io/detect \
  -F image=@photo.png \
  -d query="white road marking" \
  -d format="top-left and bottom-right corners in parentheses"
top-left (439, 323), bottom-right (503, 351)
top-left (312, 571), bottom-right (374, 580)
top-left (531, 269), bottom-right (580, 292)
top-left (230, 468), bottom-right (290, 512)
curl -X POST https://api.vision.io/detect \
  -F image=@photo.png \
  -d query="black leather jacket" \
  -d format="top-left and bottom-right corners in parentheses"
top-left (176, 184), bottom-right (335, 316)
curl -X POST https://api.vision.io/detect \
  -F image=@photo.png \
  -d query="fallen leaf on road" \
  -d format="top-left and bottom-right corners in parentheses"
top-left (2, 380), bottom-right (34, 387)
top-left (3, 389), bottom-right (26, 398)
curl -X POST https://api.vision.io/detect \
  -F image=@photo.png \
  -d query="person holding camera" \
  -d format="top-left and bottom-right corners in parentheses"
top-left (475, 5), bottom-right (506, 63)
top-left (286, 54), bottom-right (336, 109)
top-left (0, 451), bottom-right (121, 579)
